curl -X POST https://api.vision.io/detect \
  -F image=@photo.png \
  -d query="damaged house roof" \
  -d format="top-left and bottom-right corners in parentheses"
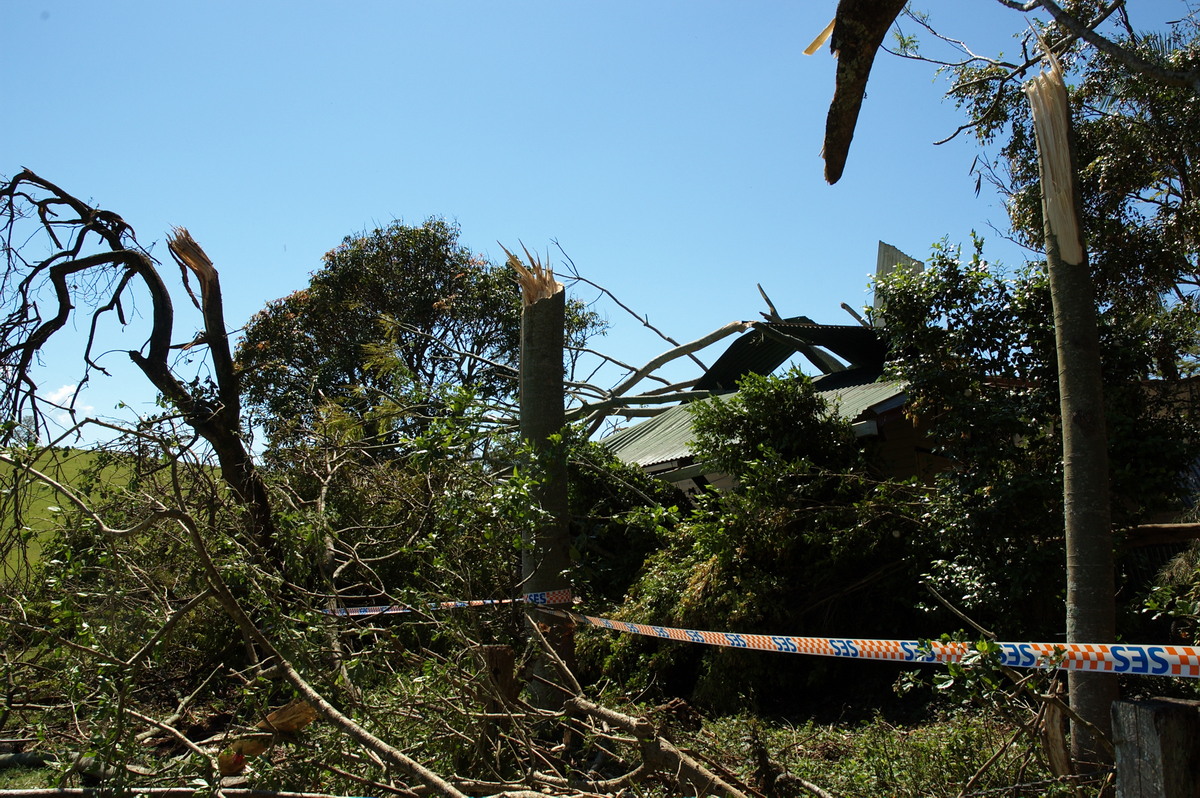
top-left (601, 317), bottom-right (906, 475)
top-left (602, 376), bottom-right (906, 470)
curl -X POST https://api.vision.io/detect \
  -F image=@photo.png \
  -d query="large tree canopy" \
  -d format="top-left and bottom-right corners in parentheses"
top-left (238, 220), bottom-right (527, 448)
top-left (875, 240), bottom-right (1199, 636)
top-left (238, 220), bottom-right (603, 451)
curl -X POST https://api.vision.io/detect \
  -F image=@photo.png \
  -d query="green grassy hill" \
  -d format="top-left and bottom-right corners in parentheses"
top-left (1, 447), bottom-right (129, 576)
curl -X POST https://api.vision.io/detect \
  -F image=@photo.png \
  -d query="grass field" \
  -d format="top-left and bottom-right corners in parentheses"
top-left (1, 446), bottom-right (128, 575)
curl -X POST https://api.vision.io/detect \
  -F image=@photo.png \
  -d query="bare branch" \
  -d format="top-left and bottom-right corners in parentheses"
top-left (126, 587), bottom-right (216, 667)
top-left (0, 452), bottom-right (166, 538)
top-left (565, 390), bottom-right (711, 424)
top-left (564, 346), bottom-right (672, 388)
top-left (891, 1), bottom-right (1127, 146)
top-left (553, 239), bottom-right (709, 371)
top-left (605, 321), bottom-right (750, 401)
top-left (566, 695), bottom-right (749, 798)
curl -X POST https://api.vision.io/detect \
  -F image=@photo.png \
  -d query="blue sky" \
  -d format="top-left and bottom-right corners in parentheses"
top-left (3, 1), bottom-right (1185, 439)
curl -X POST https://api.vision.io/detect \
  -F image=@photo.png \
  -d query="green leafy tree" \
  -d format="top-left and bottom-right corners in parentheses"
top-left (875, 240), bottom-right (1198, 638)
top-left (946, 7), bottom-right (1200, 342)
top-left (900, 7), bottom-right (1200, 759)
top-left (237, 219), bottom-right (516, 448)
top-left (238, 219), bottom-right (602, 450)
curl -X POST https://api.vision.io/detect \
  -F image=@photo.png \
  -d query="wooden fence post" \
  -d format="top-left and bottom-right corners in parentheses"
top-left (1112, 697), bottom-right (1200, 798)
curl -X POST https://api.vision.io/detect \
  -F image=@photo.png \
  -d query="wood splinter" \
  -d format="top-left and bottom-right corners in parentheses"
top-left (502, 242), bottom-right (562, 307)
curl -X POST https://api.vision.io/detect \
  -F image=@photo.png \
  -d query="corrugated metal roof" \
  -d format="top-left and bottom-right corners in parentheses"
top-left (817, 379), bottom-right (907, 420)
top-left (600, 403), bottom-right (698, 468)
top-left (601, 378), bottom-right (907, 468)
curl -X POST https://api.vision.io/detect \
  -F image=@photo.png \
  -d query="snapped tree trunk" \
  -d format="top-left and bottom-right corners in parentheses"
top-left (1025, 52), bottom-right (1117, 769)
top-left (508, 246), bottom-right (574, 707)
top-left (160, 229), bottom-right (278, 560)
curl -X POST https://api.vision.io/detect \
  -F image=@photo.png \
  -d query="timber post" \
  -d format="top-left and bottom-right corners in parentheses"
top-left (1112, 697), bottom-right (1200, 798)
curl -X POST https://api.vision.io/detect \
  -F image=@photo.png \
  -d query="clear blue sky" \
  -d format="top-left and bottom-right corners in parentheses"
top-left (2, 1), bottom-right (1185, 439)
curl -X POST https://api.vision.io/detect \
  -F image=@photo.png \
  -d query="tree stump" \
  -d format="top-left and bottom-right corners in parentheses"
top-left (1112, 696), bottom-right (1200, 798)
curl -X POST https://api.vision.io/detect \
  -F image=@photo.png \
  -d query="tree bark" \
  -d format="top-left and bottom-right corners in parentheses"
top-left (128, 229), bottom-right (277, 558)
top-left (1048, 238), bottom-right (1117, 767)
top-left (509, 247), bottom-right (574, 707)
top-left (1026, 52), bottom-right (1117, 769)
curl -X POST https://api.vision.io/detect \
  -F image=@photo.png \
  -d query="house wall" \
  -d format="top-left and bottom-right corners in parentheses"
top-left (868, 410), bottom-right (948, 483)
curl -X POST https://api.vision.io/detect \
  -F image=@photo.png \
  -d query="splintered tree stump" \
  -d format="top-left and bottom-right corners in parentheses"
top-left (1025, 48), bottom-right (1116, 765)
top-left (469, 645), bottom-right (516, 772)
top-left (506, 244), bottom-right (574, 708)
top-left (476, 644), bottom-right (518, 709)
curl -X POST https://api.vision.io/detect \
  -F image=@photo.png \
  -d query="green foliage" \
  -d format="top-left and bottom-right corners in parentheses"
top-left (564, 433), bottom-right (685, 606)
top-left (901, 8), bottom-right (1200, 660)
top-left (237, 218), bottom-right (518, 448)
top-left (264, 395), bottom-right (524, 607)
top-left (1028, 31), bottom-right (1198, 316)
top-left (586, 373), bottom-right (931, 713)
top-left (21, 446), bottom-right (243, 676)
top-left (0, 405), bottom-right (542, 788)
top-left (696, 712), bottom-right (1076, 798)
top-left (690, 368), bottom-right (860, 476)
top-left (948, 12), bottom-right (1200, 355)
top-left (876, 239), bottom-right (1199, 639)
top-left (237, 219), bottom-right (604, 451)
top-left (1145, 541), bottom-right (1200, 651)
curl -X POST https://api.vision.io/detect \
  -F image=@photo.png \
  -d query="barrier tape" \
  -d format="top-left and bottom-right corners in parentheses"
top-left (324, 588), bottom-right (573, 617)
top-left (541, 608), bottom-right (1200, 679)
top-left (323, 591), bottom-right (1200, 679)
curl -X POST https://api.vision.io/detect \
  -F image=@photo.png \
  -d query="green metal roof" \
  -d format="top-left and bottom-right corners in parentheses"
top-left (601, 403), bottom-right (698, 468)
top-left (602, 377), bottom-right (907, 469)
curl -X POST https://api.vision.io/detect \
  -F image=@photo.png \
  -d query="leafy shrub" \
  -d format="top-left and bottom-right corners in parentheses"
top-left (585, 371), bottom-right (932, 714)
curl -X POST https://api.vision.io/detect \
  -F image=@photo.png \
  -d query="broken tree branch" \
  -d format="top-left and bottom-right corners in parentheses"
top-left (605, 321), bottom-right (750, 402)
top-left (553, 239), bottom-right (708, 371)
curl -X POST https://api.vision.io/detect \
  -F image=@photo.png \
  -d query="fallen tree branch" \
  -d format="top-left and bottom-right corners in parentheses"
top-left (124, 707), bottom-right (218, 774)
top-left (135, 665), bottom-right (223, 742)
top-left (776, 773), bottom-right (837, 798)
top-left (531, 763), bottom-right (649, 793)
top-left (163, 506), bottom-right (471, 798)
top-left (920, 581), bottom-right (1113, 760)
top-left (0, 790), bottom-right (377, 798)
top-left (605, 321), bottom-right (750, 401)
top-left (527, 610), bottom-right (748, 798)
top-left (566, 389), bottom-right (713, 424)
top-left (566, 696), bottom-right (748, 798)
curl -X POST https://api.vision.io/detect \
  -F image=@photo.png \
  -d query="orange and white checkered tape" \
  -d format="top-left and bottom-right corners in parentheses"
top-left (552, 609), bottom-right (1200, 679)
